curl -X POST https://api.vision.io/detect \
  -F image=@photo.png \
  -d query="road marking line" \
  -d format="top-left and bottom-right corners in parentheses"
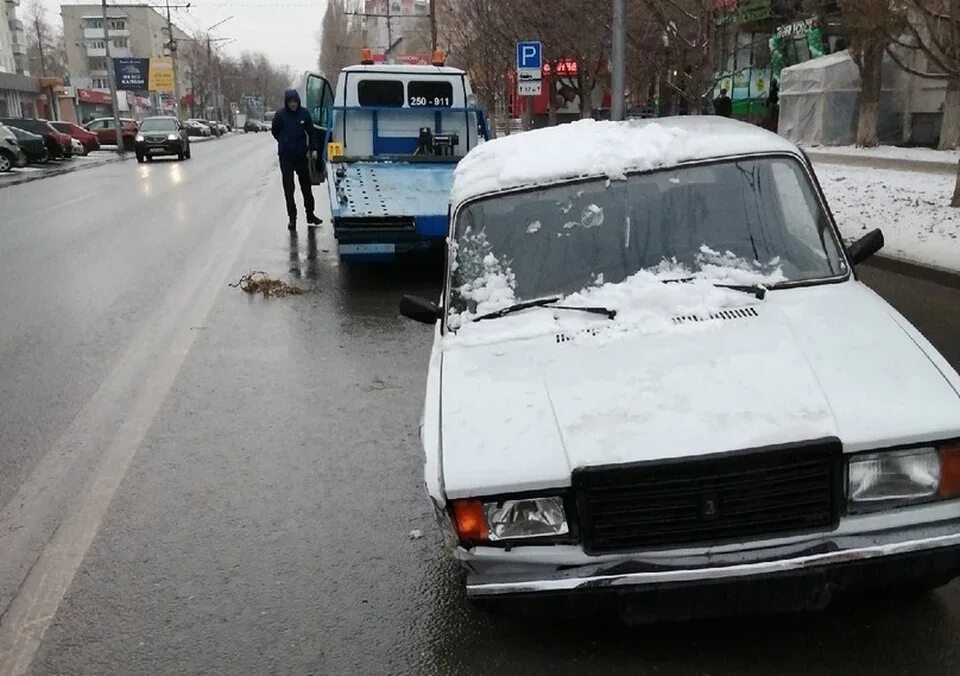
top-left (0, 158), bottom-right (275, 676)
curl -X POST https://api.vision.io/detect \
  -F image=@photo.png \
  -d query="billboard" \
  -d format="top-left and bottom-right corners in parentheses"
top-left (148, 57), bottom-right (175, 93)
top-left (114, 58), bottom-right (149, 91)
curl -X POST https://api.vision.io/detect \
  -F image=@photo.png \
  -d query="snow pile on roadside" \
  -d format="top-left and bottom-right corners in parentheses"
top-left (804, 144), bottom-right (960, 166)
top-left (452, 117), bottom-right (794, 206)
top-left (446, 256), bottom-right (783, 347)
top-left (815, 163), bottom-right (960, 271)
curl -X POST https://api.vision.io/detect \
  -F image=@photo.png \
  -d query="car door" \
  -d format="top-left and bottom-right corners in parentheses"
top-left (304, 72), bottom-right (334, 184)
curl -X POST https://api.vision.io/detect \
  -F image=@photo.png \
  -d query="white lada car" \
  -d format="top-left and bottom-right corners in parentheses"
top-left (399, 117), bottom-right (960, 620)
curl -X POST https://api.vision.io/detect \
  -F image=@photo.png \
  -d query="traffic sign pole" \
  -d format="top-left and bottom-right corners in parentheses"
top-left (516, 41), bottom-right (543, 130)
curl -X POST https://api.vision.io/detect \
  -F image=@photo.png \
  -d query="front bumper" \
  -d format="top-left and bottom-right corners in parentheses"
top-left (137, 141), bottom-right (183, 156)
top-left (465, 519), bottom-right (960, 608)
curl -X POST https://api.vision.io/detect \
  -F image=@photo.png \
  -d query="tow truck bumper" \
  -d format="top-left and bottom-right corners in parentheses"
top-left (334, 215), bottom-right (447, 261)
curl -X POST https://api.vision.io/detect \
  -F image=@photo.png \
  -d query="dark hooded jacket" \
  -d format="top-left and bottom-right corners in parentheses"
top-left (272, 89), bottom-right (316, 160)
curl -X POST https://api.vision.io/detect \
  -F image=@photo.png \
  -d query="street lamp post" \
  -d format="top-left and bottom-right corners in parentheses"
top-left (101, 0), bottom-right (126, 155)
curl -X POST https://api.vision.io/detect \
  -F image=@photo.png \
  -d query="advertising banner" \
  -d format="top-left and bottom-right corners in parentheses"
top-left (115, 58), bottom-right (149, 91)
top-left (149, 57), bottom-right (175, 92)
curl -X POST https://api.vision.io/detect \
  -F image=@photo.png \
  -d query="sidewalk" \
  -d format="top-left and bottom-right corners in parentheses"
top-left (810, 150), bottom-right (960, 274)
top-left (805, 144), bottom-right (958, 174)
top-left (0, 151), bottom-right (130, 189)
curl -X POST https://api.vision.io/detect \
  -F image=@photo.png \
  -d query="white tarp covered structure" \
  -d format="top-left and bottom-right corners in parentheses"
top-left (778, 50), bottom-right (900, 146)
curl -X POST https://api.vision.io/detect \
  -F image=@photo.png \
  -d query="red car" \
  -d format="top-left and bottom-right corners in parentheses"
top-left (84, 117), bottom-right (139, 150)
top-left (51, 121), bottom-right (100, 154)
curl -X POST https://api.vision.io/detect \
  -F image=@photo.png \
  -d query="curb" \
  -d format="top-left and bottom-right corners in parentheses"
top-left (864, 254), bottom-right (960, 289)
top-left (0, 154), bottom-right (132, 189)
top-left (807, 151), bottom-right (957, 175)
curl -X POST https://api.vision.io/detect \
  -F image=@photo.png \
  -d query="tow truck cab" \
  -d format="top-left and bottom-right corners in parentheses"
top-left (325, 61), bottom-right (489, 261)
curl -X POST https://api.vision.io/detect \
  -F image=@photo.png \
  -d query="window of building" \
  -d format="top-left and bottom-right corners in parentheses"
top-left (92, 78), bottom-right (110, 89)
top-left (357, 80), bottom-right (404, 107)
top-left (88, 57), bottom-right (107, 71)
top-left (108, 19), bottom-right (126, 30)
top-left (86, 19), bottom-right (103, 29)
top-left (88, 40), bottom-right (105, 49)
top-left (112, 38), bottom-right (128, 48)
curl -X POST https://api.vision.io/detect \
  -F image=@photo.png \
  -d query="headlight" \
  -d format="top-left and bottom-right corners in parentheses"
top-left (135, 134), bottom-right (144, 142)
top-left (167, 133), bottom-right (178, 141)
top-left (451, 496), bottom-right (569, 543)
top-left (848, 443), bottom-right (960, 511)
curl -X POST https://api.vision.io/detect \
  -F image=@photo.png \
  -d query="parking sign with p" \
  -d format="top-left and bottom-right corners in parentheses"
top-left (516, 41), bottom-right (542, 82)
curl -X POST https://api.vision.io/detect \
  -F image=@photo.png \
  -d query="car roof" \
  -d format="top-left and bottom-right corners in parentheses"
top-left (451, 116), bottom-right (803, 207)
top-left (341, 63), bottom-right (466, 76)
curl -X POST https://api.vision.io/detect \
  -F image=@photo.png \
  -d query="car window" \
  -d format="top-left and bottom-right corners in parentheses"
top-left (408, 80), bottom-right (454, 108)
top-left (357, 80), bottom-right (404, 107)
top-left (450, 157), bottom-right (847, 319)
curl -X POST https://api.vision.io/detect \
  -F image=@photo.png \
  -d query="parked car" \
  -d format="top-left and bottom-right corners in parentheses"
top-left (183, 120), bottom-right (212, 137)
top-left (134, 116), bottom-right (191, 163)
top-left (0, 123), bottom-right (26, 171)
top-left (186, 119), bottom-right (214, 137)
top-left (259, 120), bottom-right (272, 132)
top-left (204, 120), bottom-right (226, 136)
top-left (243, 119), bottom-right (261, 133)
top-left (84, 117), bottom-right (139, 150)
top-left (50, 121), bottom-right (100, 154)
top-left (7, 126), bottom-right (48, 164)
top-left (0, 118), bottom-right (69, 159)
top-left (399, 117), bottom-right (960, 621)
top-left (70, 138), bottom-right (84, 156)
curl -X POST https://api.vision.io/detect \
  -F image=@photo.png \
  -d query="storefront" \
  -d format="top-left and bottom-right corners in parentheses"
top-left (0, 72), bottom-right (39, 118)
top-left (77, 88), bottom-right (115, 123)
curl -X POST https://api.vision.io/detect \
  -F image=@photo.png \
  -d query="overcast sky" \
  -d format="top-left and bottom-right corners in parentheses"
top-left (44, 0), bottom-right (328, 74)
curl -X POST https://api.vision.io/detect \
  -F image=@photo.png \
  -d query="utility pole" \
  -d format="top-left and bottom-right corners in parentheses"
top-left (35, 19), bottom-right (47, 75)
top-left (611, 0), bottom-right (626, 121)
top-left (429, 0), bottom-right (437, 52)
top-left (164, 0), bottom-right (182, 118)
top-left (102, 0), bottom-right (126, 155)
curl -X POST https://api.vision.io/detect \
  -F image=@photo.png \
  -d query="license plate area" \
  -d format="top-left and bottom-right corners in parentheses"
top-left (339, 243), bottom-right (395, 255)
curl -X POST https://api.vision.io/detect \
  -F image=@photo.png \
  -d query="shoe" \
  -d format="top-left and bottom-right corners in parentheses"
top-left (306, 214), bottom-right (322, 226)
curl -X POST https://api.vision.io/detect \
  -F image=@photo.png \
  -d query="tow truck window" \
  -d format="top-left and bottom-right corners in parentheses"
top-left (408, 81), bottom-right (454, 107)
top-left (357, 80), bottom-right (404, 107)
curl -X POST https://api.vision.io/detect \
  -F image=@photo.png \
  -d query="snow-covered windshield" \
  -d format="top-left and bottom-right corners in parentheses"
top-left (449, 157), bottom-right (845, 322)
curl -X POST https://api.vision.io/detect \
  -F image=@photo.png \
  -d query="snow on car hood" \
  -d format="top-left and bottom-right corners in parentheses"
top-left (439, 281), bottom-right (960, 499)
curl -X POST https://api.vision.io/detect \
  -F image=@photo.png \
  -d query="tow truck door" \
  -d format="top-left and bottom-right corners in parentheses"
top-left (305, 72), bottom-right (334, 184)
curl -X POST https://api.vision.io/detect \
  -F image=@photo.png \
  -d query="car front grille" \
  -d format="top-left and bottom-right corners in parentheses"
top-left (574, 439), bottom-right (842, 554)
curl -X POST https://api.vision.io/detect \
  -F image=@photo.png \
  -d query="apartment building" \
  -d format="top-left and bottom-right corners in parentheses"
top-left (363, 0), bottom-right (432, 57)
top-left (61, 4), bottom-right (191, 95)
top-left (0, 0), bottom-right (35, 116)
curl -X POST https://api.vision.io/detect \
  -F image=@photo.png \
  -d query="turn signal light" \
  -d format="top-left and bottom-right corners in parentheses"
top-left (360, 48), bottom-right (374, 65)
top-left (451, 499), bottom-right (488, 542)
top-left (938, 442), bottom-right (960, 498)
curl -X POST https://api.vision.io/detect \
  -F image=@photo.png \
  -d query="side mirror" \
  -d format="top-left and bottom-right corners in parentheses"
top-left (847, 228), bottom-right (884, 266)
top-left (400, 295), bottom-right (442, 324)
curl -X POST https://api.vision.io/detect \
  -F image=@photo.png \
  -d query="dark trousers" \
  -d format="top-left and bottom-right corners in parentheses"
top-left (280, 155), bottom-right (315, 221)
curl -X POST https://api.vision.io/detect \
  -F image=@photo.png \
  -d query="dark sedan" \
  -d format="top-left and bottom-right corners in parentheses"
top-left (7, 126), bottom-right (48, 164)
top-left (134, 116), bottom-right (191, 162)
top-left (0, 118), bottom-right (69, 159)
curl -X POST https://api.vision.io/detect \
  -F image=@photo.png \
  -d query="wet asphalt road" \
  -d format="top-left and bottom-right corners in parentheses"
top-left (1, 133), bottom-right (960, 675)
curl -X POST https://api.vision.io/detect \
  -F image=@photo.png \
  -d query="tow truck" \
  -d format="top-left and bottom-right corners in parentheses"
top-left (304, 51), bottom-right (490, 262)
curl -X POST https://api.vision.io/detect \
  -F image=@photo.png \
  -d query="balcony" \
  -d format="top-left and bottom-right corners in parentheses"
top-left (9, 18), bottom-right (23, 32)
top-left (5, 0), bottom-right (21, 7)
top-left (83, 27), bottom-right (129, 39)
top-left (86, 47), bottom-right (107, 57)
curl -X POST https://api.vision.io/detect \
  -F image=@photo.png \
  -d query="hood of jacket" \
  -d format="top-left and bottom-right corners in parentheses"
top-left (284, 89), bottom-right (301, 108)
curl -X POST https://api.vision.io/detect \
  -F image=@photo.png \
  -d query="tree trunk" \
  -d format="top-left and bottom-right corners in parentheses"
top-left (546, 66), bottom-right (558, 126)
top-left (952, 162), bottom-right (960, 207)
top-left (856, 44), bottom-right (883, 147)
top-left (578, 73), bottom-right (593, 119)
top-left (939, 76), bottom-right (960, 150)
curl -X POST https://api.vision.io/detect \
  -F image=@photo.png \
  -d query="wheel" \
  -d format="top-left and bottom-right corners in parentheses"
top-left (0, 150), bottom-right (12, 172)
top-left (146, 155), bottom-right (153, 162)
top-left (136, 154), bottom-right (145, 163)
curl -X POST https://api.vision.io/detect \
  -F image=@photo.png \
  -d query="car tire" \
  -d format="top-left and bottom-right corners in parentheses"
top-left (0, 150), bottom-right (13, 172)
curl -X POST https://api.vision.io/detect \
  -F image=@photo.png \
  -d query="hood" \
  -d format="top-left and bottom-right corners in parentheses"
top-left (284, 89), bottom-right (301, 107)
top-left (439, 282), bottom-right (960, 499)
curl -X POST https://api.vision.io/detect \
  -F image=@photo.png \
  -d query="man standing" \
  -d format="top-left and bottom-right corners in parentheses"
top-left (271, 89), bottom-right (322, 231)
top-left (713, 88), bottom-right (733, 117)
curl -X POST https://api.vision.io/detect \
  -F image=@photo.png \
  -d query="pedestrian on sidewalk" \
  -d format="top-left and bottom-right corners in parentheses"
top-left (271, 89), bottom-right (322, 232)
top-left (713, 88), bottom-right (733, 117)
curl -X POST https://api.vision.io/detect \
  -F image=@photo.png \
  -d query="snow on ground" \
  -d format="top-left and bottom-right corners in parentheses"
top-left (805, 144), bottom-right (960, 166)
top-left (814, 162), bottom-right (960, 271)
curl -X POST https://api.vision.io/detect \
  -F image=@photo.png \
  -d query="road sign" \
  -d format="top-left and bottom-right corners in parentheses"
top-left (517, 80), bottom-right (542, 97)
top-left (516, 41), bottom-right (542, 82)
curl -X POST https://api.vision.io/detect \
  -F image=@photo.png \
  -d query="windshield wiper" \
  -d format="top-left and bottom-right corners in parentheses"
top-left (661, 277), bottom-right (767, 300)
top-left (473, 296), bottom-right (617, 322)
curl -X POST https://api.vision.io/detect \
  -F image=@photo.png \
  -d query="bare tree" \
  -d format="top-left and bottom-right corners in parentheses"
top-left (318, 0), bottom-right (364, 77)
top-left (838, 0), bottom-right (903, 146)
top-left (884, 0), bottom-right (960, 149)
top-left (23, 0), bottom-right (68, 78)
